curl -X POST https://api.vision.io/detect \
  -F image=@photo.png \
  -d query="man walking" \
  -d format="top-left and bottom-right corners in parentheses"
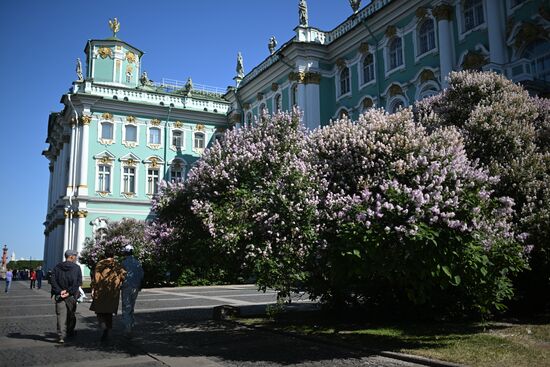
top-left (36, 266), bottom-right (44, 289)
top-left (5, 269), bottom-right (13, 293)
top-left (51, 250), bottom-right (82, 344)
top-left (121, 245), bottom-right (144, 337)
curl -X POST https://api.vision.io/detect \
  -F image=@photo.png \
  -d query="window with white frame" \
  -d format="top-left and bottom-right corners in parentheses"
top-left (388, 37), bottom-right (404, 70)
top-left (122, 166), bottom-right (136, 194)
top-left (147, 168), bottom-right (160, 195)
top-left (97, 164), bottom-right (111, 192)
top-left (389, 99), bottom-right (406, 113)
top-left (362, 54), bottom-right (375, 84)
top-left (149, 127), bottom-right (161, 145)
top-left (170, 160), bottom-right (186, 181)
top-left (274, 94), bottom-right (282, 113)
top-left (339, 67), bottom-right (351, 96)
top-left (524, 40), bottom-right (550, 82)
top-left (194, 132), bottom-right (205, 150)
top-left (418, 19), bottom-right (436, 55)
top-left (463, 0), bottom-right (484, 32)
top-left (172, 130), bottom-right (183, 148)
top-left (101, 122), bottom-right (114, 140)
top-left (124, 124), bottom-right (137, 143)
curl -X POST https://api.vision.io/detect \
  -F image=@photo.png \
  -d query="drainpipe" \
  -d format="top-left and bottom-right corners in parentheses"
top-left (362, 20), bottom-right (382, 105)
top-left (163, 106), bottom-right (172, 180)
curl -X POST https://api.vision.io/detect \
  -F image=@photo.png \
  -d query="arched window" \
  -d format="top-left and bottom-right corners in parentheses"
top-left (340, 67), bottom-right (350, 96)
top-left (194, 132), bottom-right (205, 150)
top-left (463, 0), bottom-right (484, 31)
top-left (418, 19), bottom-right (435, 55)
top-left (338, 108), bottom-right (349, 119)
top-left (170, 160), bottom-right (186, 181)
top-left (362, 54), bottom-right (375, 84)
top-left (259, 103), bottom-right (266, 114)
top-left (361, 97), bottom-right (374, 113)
top-left (101, 122), bottom-right (113, 140)
top-left (389, 99), bottom-right (405, 114)
top-left (274, 94), bottom-right (282, 113)
top-left (246, 112), bottom-right (253, 126)
top-left (389, 37), bottom-right (403, 70)
top-left (172, 130), bottom-right (183, 148)
top-left (524, 40), bottom-right (550, 82)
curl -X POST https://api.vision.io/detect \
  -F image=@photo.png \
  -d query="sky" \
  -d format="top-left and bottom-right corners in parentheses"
top-left (0, 0), bottom-right (356, 260)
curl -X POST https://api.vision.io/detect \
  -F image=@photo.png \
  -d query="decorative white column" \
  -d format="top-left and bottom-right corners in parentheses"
top-left (304, 72), bottom-right (321, 130)
top-left (78, 115), bottom-right (91, 196)
top-left (75, 210), bottom-right (87, 254)
top-left (66, 118), bottom-right (77, 197)
top-left (434, 4), bottom-right (454, 88)
top-left (485, 0), bottom-right (506, 70)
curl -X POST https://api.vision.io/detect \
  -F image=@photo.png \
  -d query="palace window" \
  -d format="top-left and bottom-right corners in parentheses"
top-left (338, 108), bottom-right (349, 119)
top-left (388, 37), bottom-right (403, 70)
top-left (339, 67), bottom-right (351, 96)
top-left (194, 132), bottom-right (205, 150)
top-left (147, 168), bottom-right (160, 195)
top-left (362, 54), bottom-right (375, 84)
top-left (389, 99), bottom-right (406, 114)
top-left (259, 103), bottom-right (266, 114)
top-left (97, 165), bottom-right (111, 192)
top-left (463, 0), bottom-right (484, 32)
top-left (172, 130), bottom-right (183, 148)
top-left (149, 127), bottom-right (161, 145)
top-left (101, 122), bottom-right (113, 140)
top-left (524, 40), bottom-right (550, 82)
top-left (246, 112), bottom-right (253, 126)
top-left (170, 160), bottom-right (186, 181)
top-left (274, 94), bottom-right (282, 113)
top-left (122, 167), bottom-right (136, 194)
top-left (418, 19), bottom-right (436, 55)
top-left (125, 125), bottom-right (137, 143)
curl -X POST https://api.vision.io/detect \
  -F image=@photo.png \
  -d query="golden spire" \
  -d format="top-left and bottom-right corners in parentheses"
top-left (108, 18), bottom-right (120, 37)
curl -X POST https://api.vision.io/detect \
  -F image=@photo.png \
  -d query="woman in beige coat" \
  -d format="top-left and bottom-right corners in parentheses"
top-left (90, 250), bottom-right (126, 342)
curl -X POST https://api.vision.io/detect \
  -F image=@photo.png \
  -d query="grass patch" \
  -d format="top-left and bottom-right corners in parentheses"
top-left (237, 311), bottom-right (550, 367)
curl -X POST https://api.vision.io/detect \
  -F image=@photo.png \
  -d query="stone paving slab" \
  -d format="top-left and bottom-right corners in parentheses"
top-left (0, 280), bottom-right (422, 367)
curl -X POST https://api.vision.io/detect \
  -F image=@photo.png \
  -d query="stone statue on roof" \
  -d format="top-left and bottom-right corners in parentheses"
top-left (185, 77), bottom-right (193, 92)
top-left (139, 71), bottom-right (152, 86)
top-left (299, 0), bottom-right (308, 26)
top-left (236, 52), bottom-right (245, 79)
top-left (109, 18), bottom-right (120, 37)
top-left (76, 58), bottom-right (83, 81)
top-left (268, 36), bottom-right (278, 55)
top-left (349, 0), bottom-right (362, 13)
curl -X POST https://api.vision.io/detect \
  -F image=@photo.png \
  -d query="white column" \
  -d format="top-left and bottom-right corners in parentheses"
top-left (297, 82), bottom-right (307, 122)
top-left (78, 117), bottom-right (90, 196)
top-left (434, 4), bottom-right (454, 88)
top-left (304, 73), bottom-right (321, 130)
top-left (486, 0), bottom-right (506, 68)
top-left (76, 213), bottom-right (86, 254)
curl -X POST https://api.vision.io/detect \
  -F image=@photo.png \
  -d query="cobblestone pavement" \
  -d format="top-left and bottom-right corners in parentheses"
top-left (0, 280), bottom-right (421, 367)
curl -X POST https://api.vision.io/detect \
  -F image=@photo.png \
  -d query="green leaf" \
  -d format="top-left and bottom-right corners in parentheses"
top-left (442, 265), bottom-right (452, 278)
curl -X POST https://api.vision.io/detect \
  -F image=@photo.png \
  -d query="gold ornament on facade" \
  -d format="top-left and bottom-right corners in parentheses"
top-left (389, 84), bottom-right (403, 96)
top-left (288, 71), bottom-right (306, 83)
top-left (149, 157), bottom-right (159, 168)
top-left (126, 51), bottom-right (136, 63)
top-left (151, 119), bottom-right (161, 126)
top-left (336, 58), bottom-right (347, 69)
top-left (433, 4), bottom-right (452, 21)
top-left (76, 210), bottom-right (88, 218)
top-left (415, 7), bottom-right (428, 21)
top-left (126, 115), bottom-right (136, 123)
top-left (126, 65), bottom-right (133, 74)
top-left (109, 18), bottom-right (120, 37)
top-left (174, 121), bottom-right (183, 128)
top-left (64, 210), bottom-right (70, 218)
top-left (462, 51), bottom-right (487, 70)
top-left (362, 98), bottom-right (373, 109)
top-left (271, 83), bottom-right (279, 91)
top-left (305, 72), bottom-right (321, 84)
top-left (385, 25), bottom-right (397, 38)
top-left (257, 92), bottom-right (264, 101)
top-left (420, 69), bottom-right (436, 83)
top-left (195, 124), bottom-right (205, 131)
top-left (99, 156), bottom-right (113, 165)
top-left (80, 115), bottom-right (92, 125)
top-left (230, 112), bottom-right (242, 123)
top-left (125, 158), bottom-right (136, 167)
top-left (359, 42), bottom-right (370, 54)
top-left (243, 103), bottom-right (251, 110)
top-left (514, 22), bottom-right (546, 50)
top-left (102, 112), bottom-right (113, 121)
top-left (98, 47), bottom-right (113, 59)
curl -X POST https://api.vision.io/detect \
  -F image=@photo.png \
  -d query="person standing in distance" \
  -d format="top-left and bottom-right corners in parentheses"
top-left (36, 266), bottom-right (44, 289)
top-left (5, 269), bottom-right (13, 293)
top-left (121, 245), bottom-right (144, 337)
top-left (51, 249), bottom-right (82, 344)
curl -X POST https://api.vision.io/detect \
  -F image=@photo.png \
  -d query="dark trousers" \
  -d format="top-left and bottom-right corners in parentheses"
top-left (37, 278), bottom-right (42, 289)
top-left (96, 313), bottom-right (113, 330)
top-left (30, 280), bottom-right (36, 289)
top-left (55, 296), bottom-right (77, 338)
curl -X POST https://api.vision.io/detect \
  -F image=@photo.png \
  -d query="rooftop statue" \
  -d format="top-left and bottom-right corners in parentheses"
top-left (236, 52), bottom-right (245, 79)
top-left (139, 71), bottom-right (152, 86)
top-left (76, 58), bottom-right (83, 81)
top-left (185, 77), bottom-right (194, 92)
top-left (268, 36), bottom-right (278, 55)
top-left (109, 18), bottom-right (120, 37)
top-left (299, 0), bottom-right (308, 26)
top-left (349, 0), bottom-right (362, 13)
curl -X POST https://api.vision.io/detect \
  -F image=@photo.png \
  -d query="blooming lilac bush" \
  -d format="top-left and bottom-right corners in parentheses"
top-left (307, 108), bottom-right (526, 315)
top-left (415, 71), bottom-right (550, 310)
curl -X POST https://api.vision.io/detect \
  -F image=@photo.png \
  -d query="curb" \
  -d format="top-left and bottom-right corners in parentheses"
top-left (224, 312), bottom-right (465, 367)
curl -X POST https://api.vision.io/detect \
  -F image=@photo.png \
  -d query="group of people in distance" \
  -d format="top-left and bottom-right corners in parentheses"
top-left (3, 267), bottom-right (44, 292)
top-left (50, 245), bottom-right (144, 344)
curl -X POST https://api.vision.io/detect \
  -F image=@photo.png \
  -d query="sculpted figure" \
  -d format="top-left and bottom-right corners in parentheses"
top-left (236, 52), bottom-right (244, 78)
top-left (349, 0), bottom-right (362, 13)
top-left (268, 36), bottom-right (277, 55)
top-left (76, 58), bottom-right (83, 81)
top-left (299, 0), bottom-right (308, 26)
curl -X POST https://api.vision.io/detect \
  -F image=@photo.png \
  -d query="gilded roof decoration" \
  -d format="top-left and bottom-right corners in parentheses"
top-left (195, 124), bottom-right (205, 131)
top-left (102, 112), bottom-right (113, 121)
top-left (126, 51), bottom-right (136, 63)
top-left (98, 47), bottom-right (113, 59)
top-left (174, 121), bottom-right (183, 128)
top-left (80, 115), bottom-right (92, 125)
top-left (126, 115), bottom-right (136, 123)
top-left (150, 119), bottom-right (161, 126)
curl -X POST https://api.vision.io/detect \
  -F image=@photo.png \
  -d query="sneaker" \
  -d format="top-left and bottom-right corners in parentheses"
top-left (58, 338), bottom-right (64, 344)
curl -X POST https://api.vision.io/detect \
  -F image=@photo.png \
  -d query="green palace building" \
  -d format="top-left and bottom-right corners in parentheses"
top-left (43, 0), bottom-right (549, 271)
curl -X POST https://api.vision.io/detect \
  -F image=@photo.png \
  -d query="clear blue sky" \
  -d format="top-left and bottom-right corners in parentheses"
top-left (0, 0), bottom-right (356, 260)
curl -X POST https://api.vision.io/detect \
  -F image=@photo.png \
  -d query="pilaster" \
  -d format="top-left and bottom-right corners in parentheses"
top-left (434, 3), bottom-right (454, 88)
top-left (485, 0), bottom-right (506, 71)
top-left (78, 114), bottom-right (91, 196)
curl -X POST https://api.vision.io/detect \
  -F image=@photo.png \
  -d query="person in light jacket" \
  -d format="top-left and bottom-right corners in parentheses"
top-left (121, 245), bottom-right (144, 337)
top-left (90, 250), bottom-right (126, 342)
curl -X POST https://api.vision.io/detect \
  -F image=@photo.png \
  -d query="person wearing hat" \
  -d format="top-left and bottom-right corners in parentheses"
top-left (51, 249), bottom-right (83, 344)
top-left (121, 244), bottom-right (144, 337)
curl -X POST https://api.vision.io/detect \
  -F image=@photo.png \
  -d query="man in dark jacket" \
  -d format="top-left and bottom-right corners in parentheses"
top-left (51, 249), bottom-right (82, 344)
